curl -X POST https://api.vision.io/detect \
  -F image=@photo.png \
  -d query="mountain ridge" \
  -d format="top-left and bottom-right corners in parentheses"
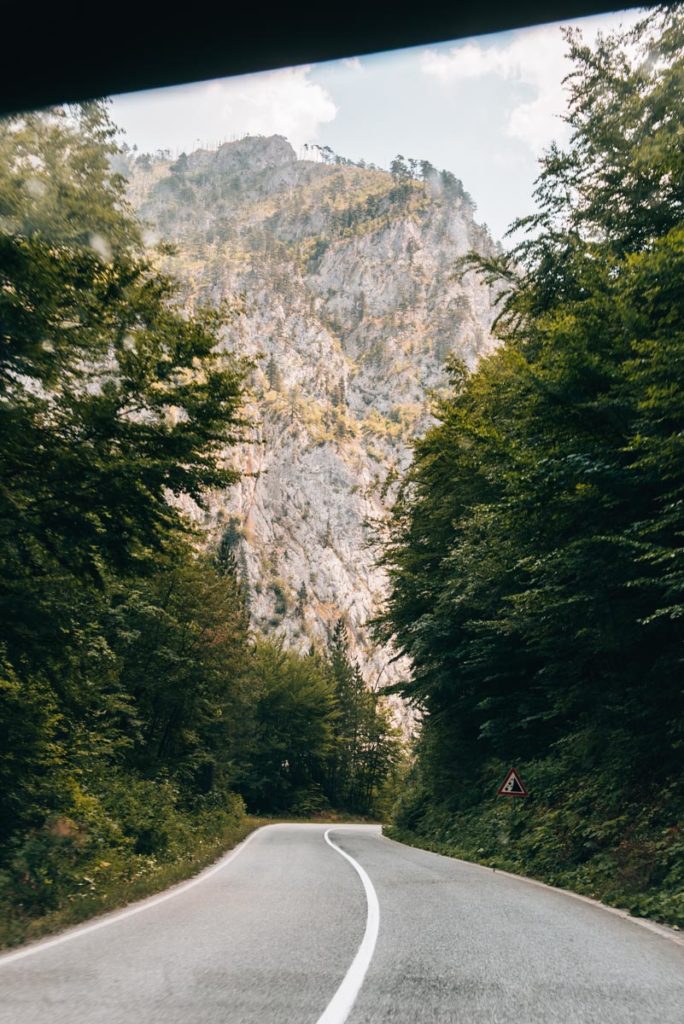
top-left (124, 133), bottom-right (501, 696)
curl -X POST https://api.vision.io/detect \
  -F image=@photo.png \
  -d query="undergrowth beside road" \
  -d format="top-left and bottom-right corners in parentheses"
top-left (0, 812), bottom-right (379, 953)
top-left (0, 810), bottom-right (268, 952)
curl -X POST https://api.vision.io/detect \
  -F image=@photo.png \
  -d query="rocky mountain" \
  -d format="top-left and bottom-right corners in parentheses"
top-left (125, 134), bottom-right (500, 693)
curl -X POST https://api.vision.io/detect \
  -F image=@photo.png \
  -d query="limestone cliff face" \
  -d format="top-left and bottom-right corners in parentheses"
top-left (127, 135), bottom-right (500, 691)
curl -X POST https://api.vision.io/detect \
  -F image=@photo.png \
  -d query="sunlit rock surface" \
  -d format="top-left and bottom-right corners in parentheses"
top-left (126, 135), bottom-right (500, 700)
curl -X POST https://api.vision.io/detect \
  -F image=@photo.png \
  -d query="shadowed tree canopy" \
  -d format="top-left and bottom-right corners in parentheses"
top-left (0, 101), bottom-right (251, 882)
top-left (0, 103), bottom-right (250, 666)
top-left (377, 6), bottom-right (684, 923)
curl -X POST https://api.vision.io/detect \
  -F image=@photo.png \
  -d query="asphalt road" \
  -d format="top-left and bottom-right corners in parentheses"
top-left (1, 823), bottom-right (682, 1024)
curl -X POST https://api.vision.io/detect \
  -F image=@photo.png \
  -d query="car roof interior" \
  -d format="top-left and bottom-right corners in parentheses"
top-left (1, 1), bottom-right (646, 117)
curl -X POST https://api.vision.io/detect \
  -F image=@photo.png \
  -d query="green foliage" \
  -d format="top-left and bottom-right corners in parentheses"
top-left (240, 640), bottom-right (336, 812)
top-left (0, 99), bottom-right (405, 943)
top-left (0, 102), bottom-right (254, 936)
top-left (0, 103), bottom-right (248, 639)
top-left (378, 8), bottom-right (684, 924)
top-left (234, 625), bottom-right (404, 819)
top-left (170, 152), bottom-right (189, 175)
top-left (0, 660), bottom-right (61, 848)
top-left (390, 155), bottom-right (411, 181)
top-left (388, 753), bottom-right (684, 926)
top-left (0, 797), bottom-right (253, 950)
top-left (389, 153), bottom-right (469, 203)
top-left (106, 542), bottom-right (252, 787)
top-left (265, 352), bottom-right (283, 391)
top-left (325, 620), bottom-right (403, 814)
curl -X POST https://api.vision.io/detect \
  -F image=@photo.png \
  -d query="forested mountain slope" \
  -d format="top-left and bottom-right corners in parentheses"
top-left (125, 138), bottom-right (499, 685)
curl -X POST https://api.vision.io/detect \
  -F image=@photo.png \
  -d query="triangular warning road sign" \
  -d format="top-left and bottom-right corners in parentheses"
top-left (497, 768), bottom-right (529, 797)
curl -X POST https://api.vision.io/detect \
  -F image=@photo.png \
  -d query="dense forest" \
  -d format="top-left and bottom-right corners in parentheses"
top-left (378, 8), bottom-right (684, 925)
top-left (1, 3), bottom-right (682, 950)
top-left (0, 106), bottom-right (401, 947)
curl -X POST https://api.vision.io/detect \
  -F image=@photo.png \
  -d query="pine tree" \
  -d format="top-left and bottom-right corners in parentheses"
top-left (325, 620), bottom-right (401, 812)
top-left (390, 155), bottom-right (410, 181)
top-left (266, 352), bottom-right (283, 391)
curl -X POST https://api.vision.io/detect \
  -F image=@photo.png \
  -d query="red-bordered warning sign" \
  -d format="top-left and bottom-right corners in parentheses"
top-left (497, 768), bottom-right (529, 797)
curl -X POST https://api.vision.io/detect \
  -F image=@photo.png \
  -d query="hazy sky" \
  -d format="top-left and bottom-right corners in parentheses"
top-left (111, 8), bottom-right (644, 242)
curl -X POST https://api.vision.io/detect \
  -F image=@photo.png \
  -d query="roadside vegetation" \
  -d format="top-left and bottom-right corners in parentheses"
top-left (378, 7), bottom-right (684, 927)
top-left (0, 105), bottom-right (402, 950)
top-left (2, 3), bottom-right (680, 954)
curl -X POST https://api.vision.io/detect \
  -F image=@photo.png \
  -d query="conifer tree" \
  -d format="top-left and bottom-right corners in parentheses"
top-left (266, 352), bottom-right (283, 391)
top-left (326, 620), bottom-right (401, 812)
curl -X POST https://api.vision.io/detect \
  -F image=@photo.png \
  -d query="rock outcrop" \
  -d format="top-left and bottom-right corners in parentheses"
top-left (127, 136), bottom-right (500, 693)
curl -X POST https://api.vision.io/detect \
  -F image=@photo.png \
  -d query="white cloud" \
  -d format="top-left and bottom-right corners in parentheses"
top-left (421, 10), bottom-right (645, 153)
top-left (342, 57), bottom-right (364, 72)
top-left (206, 66), bottom-right (337, 149)
top-left (113, 65), bottom-right (337, 155)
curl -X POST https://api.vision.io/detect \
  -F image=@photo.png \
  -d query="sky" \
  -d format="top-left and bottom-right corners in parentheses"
top-left (111, 7), bottom-right (645, 242)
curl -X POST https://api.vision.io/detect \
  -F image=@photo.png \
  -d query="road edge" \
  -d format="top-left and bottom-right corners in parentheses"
top-left (0, 822), bottom-right (382, 967)
top-left (0, 821), bottom-right (270, 966)
top-left (381, 830), bottom-right (684, 949)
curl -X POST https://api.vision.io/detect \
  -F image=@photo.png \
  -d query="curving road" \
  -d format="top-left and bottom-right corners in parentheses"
top-left (1, 824), bottom-right (682, 1023)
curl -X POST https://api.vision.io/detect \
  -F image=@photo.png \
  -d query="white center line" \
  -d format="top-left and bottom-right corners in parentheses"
top-left (316, 828), bottom-right (380, 1024)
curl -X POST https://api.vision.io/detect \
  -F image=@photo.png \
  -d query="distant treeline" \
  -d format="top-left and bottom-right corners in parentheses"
top-left (0, 103), bottom-right (401, 941)
top-left (377, 8), bottom-right (684, 926)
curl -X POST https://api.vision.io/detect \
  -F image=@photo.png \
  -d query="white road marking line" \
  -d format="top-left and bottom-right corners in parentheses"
top-left (0, 825), bottom-right (266, 966)
top-left (316, 828), bottom-right (380, 1024)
